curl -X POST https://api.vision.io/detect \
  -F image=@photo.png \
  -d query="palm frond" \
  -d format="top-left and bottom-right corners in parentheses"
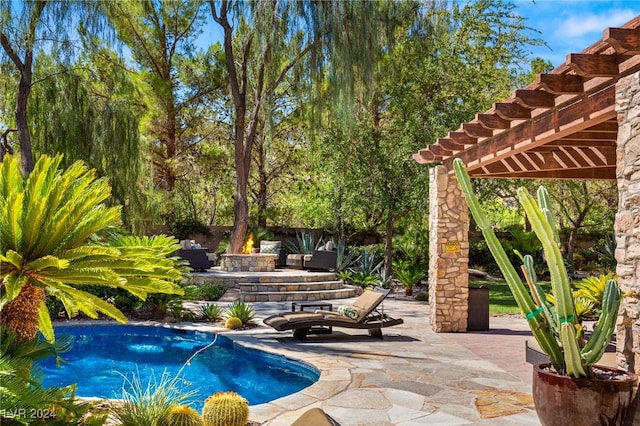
top-left (3, 273), bottom-right (29, 301)
top-left (0, 250), bottom-right (25, 269)
top-left (25, 255), bottom-right (69, 272)
top-left (49, 283), bottom-right (128, 323)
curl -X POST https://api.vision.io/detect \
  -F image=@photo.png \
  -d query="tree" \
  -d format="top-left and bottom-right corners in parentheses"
top-left (103, 0), bottom-right (220, 192)
top-left (27, 48), bottom-right (147, 228)
top-left (0, 0), bottom-right (47, 174)
top-left (207, 0), bottom-right (399, 253)
top-left (314, 0), bottom-right (541, 276)
top-left (0, 155), bottom-right (184, 342)
top-left (545, 180), bottom-right (617, 272)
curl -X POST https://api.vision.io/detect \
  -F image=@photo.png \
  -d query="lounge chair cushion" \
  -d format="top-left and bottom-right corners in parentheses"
top-left (291, 408), bottom-right (339, 426)
top-left (352, 290), bottom-right (386, 321)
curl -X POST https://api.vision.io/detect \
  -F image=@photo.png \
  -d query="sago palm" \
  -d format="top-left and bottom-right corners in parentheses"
top-left (0, 154), bottom-right (184, 342)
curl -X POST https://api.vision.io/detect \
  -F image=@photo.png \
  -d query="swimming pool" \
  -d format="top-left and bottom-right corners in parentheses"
top-left (38, 324), bottom-right (319, 409)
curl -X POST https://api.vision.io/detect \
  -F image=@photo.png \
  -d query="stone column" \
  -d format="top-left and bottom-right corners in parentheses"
top-left (616, 71), bottom-right (640, 376)
top-left (428, 165), bottom-right (469, 332)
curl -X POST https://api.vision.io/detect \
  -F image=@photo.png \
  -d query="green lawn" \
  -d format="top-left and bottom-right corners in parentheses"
top-left (470, 278), bottom-right (551, 316)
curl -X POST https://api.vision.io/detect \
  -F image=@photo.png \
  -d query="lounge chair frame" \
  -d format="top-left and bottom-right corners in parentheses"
top-left (263, 288), bottom-right (403, 340)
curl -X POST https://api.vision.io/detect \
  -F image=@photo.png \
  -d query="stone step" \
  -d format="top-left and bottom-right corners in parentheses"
top-left (240, 287), bottom-right (359, 303)
top-left (192, 269), bottom-right (337, 285)
top-left (238, 280), bottom-right (344, 293)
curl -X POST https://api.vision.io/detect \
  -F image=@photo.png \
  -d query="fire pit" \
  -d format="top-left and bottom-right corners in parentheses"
top-left (219, 233), bottom-right (278, 272)
top-left (219, 253), bottom-right (278, 272)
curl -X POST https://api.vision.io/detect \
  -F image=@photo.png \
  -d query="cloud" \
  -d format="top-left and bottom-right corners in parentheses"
top-left (558, 9), bottom-right (638, 37)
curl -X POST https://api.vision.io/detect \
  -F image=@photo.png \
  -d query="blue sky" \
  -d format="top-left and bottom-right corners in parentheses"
top-left (511, 0), bottom-right (639, 67)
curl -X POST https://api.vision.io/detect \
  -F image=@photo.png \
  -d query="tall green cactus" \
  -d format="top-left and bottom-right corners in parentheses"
top-left (453, 159), bottom-right (621, 378)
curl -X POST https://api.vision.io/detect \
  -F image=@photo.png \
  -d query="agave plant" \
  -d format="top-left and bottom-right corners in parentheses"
top-left (454, 159), bottom-right (620, 378)
top-left (0, 155), bottom-right (184, 342)
top-left (224, 301), bottom-right (255, 325)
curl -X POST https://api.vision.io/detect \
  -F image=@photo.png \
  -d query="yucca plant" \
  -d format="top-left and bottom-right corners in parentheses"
top-left (454, 159), bottom-right (621, 378)
top-left (0, 155), bottom-right (184, 342)
top-left (200, 304), bottom-right (223, 322)
top-left (224, 301), bottom-right (255, 325)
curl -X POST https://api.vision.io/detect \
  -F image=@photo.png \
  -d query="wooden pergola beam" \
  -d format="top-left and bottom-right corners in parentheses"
top-left (477, 113), bottom-right (511, 130)
top-left (429, 144), bottom-right (452, 156)
top-left (494, 102), bottom-right (531, 120)
top-left (538, 74), bottom-right (584, 94)
top-left (462, 122), bottom-right (493, 138)
top-left (514, 89), bottom-right (556, 108)
top-left (470, 167), bottom-right (616, 180)
top-left (448, 131), bottom-right (478, 145)
top-left (568, 53), bottom-right (620, 77)
top-left (445, 84), bottom-right (616, 172)
top-left (438, 138), bottom-right (466, 151)
top-left (604, 27), bottom-right (640, 54)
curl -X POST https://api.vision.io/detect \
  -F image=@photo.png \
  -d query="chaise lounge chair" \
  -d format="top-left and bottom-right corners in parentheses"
top-left (263, 288), bottom-right (403, 340)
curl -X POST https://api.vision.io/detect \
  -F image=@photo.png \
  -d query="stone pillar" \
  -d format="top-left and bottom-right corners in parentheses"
top-left (615, 71), bottom-right (640, 382)
top-left (428, 165), bottom-right (469, 332)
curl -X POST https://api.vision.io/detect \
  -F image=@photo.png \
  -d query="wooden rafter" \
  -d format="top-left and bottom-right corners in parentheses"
top-left (413, 16), bottom-right (640, 180)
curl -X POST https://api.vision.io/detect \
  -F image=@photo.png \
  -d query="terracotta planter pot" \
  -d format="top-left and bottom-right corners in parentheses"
top-left (532, 362), bottom-right (637, 426)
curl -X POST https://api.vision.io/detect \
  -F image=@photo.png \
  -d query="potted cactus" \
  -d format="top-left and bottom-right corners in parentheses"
top-left (453, 159), bottom-right (637, 426)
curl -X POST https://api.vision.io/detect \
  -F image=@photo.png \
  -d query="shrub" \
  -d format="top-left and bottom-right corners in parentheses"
top-left (200, 304), bottom-right (223, 322)
top-left (109, 370), bottom-right (195, 426)
top-left (224, 301), bottom-right (255, 324)
top-left (415, 292), bottom-right (429, 302)
top-left (199, 283), bottom-right (228, 301)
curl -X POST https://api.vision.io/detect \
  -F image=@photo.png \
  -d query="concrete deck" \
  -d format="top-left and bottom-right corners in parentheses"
top-left (189, 295), bottom-right (541, 425)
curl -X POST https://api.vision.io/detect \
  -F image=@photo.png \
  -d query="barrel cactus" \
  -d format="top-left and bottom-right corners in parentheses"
top-left (453, 158), bottom-right (621, 378)
top-left (202, 391), bottom-right (249, 426)
top-left (157, 405), bottom-right (203, 426)
top-left (225, 317), bottom-right (243, 330)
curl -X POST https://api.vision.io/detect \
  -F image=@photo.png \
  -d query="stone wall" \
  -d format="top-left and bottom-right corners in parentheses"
top-left (616, 71), bottom-right (640, 379)
top-left (428, 165), bottom-right (470, 332)
top-left (220, 254), bottom-right (278, 272)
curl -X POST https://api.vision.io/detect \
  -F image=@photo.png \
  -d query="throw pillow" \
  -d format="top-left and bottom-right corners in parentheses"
top-left (337, 305), bottom-right (360, 320)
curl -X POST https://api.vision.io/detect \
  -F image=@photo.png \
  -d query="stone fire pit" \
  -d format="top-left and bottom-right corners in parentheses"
top-left (220, 253), bottom-right (278, 272)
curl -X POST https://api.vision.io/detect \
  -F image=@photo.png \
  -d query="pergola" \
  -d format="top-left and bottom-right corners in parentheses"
top-left (414, 16), bottom-right (640, 179)
top-left (413, 15), bottom-right (640, 393)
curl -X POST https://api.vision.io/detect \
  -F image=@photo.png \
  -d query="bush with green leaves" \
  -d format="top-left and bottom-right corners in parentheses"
top-left (395, 268), bottom-right (425, 295)
top-left (200, 304), bottom-right (223, 322)
top-left (198, 283), bottom-right (228, 301)
top-left (224, 301), bottom-right (255, 325)
top-left (0, 154), bottom-right (184, 342)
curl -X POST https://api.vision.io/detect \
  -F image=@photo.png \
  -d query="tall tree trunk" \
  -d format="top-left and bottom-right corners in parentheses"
top-left (16, 71), bottom-right (34, 175)
top-left (384, 213), bottom-right (394, 279)
top-left (0, 1), bottom-right (45, 176)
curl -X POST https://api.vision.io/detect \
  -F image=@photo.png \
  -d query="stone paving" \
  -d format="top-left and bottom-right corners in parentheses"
top-left (193, 295), bottom-right (541, 425)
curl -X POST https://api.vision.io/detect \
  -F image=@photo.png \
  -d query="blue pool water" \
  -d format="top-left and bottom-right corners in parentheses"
top-left (38, 324), bottom-right (319, 409)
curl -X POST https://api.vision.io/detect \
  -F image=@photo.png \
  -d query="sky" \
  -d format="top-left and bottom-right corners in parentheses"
top-left (511, 0), bottom-right (639, 67)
